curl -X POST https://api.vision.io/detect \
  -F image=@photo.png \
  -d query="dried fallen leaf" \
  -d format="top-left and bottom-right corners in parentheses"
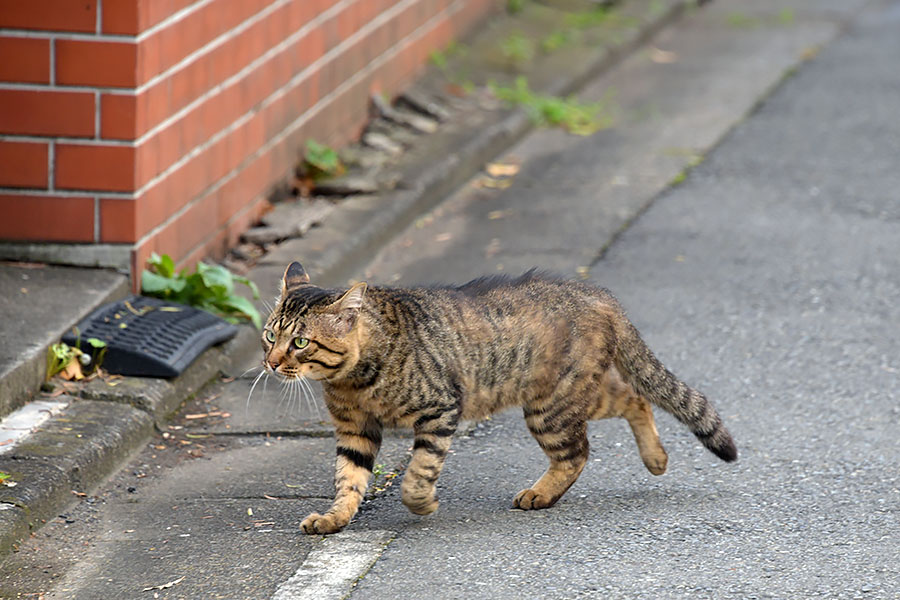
top-left (142, 576), bottom-right (185, 592)
top-left (71, 490), bottom-right (87, 497)
top-left (485, 162), bottom-right (520, 177)
top-left (800, 45), bottom-right (820, 61)
top-left (263, 495), bottom-right (280, 501)
top-left (484, 238), bottom-right (502, 259)
top-left (59, 359), bottom-right (84, 381)
top-left (476, 176), bottom-right (513, 190)
top-left (487, 210), bottom-right (512, 220)
top-left (184, 411), bottom-right (223, 420)
top-left (434, 232), bottom-right (453, 242)
top-left (649, 46), bottom-right (677, 63)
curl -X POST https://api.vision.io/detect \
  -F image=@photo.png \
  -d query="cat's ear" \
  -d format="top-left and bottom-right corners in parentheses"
top-left (281, 261), bottom-right (310, 296)
top-left (327, 282), bottom-right (367, 335)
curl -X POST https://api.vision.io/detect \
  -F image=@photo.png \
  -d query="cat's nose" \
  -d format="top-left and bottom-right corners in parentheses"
top-left (267, 359), bottom-right (279, 370)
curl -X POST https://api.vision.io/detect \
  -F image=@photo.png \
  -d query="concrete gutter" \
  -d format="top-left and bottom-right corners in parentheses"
top-left (0, 0), bottom-right (690, 555)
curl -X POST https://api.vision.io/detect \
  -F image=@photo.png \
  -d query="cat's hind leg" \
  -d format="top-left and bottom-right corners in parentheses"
top-left (622, 397), bottom-right (668, 475)
top-left (517, 396), bottom-right (590, 510)
top-left (593, 367), bottom-right (668, 476)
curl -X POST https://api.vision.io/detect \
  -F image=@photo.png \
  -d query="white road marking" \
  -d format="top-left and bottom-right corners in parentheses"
top-left (0, 399), bottom-right (70, 455)
top-left (272, 530), bottom-right (394, 600)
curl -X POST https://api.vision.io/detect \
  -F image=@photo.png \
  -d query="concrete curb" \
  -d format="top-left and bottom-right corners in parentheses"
top-left (0, 0), bottom-right (689, 557)
top-left (0, 326), bottom-right (256, 554)
top-left (0, 267), bottom-right (129, 419)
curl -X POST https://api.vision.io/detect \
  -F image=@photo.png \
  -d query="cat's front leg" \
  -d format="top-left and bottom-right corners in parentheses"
top-left (301, 411), bottom-right (382, 535)
top-left (401, 407), bottom-right (458, 515)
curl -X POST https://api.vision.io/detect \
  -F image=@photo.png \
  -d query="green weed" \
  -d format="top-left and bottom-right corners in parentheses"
top-left (726, 13), bottom-right (761, 28)
top-left (507, 0), bottom-right (526, 15)
top-left (777, 8), bottom-right (795, 25)
top-left (540, 30), bottom-right (576, 53)
top-left (141, 253), bottom-right (262, 329)
top-left (500, 31), bottom-right (535, 65)
top-left (566, 6), bottom-right (638, 30)
top-left (490, 77), bottom-right (615, 135)
top-left (302, 139), bottom-right (344, 180)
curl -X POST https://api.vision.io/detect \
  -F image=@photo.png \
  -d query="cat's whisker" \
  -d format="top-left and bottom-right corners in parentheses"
top-left (296, 377), bottom-right (309, 418)
top-left (245, 370), bottom-right (266, 418)
top-left (287, 378), bottom-right (298, 418)
top-left (300, 377), bottom-right (321, 420)
top-left (276, 378), bottom-right (291, 416)
top-left (238, 365), bottom-right (263, 380)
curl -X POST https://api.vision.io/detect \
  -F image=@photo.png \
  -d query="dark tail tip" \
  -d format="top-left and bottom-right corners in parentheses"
top-left (710, 436), bottom-right (738, 462)
top-left (696, 428), bottom-right (738, 462)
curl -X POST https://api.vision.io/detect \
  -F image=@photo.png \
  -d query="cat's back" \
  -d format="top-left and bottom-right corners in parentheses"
top-left (451, 270), bottom-right (615, 315)
top-left (366, 271), bottom-right (619, 349)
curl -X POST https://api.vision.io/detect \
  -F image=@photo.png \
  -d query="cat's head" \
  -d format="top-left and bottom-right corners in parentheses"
top-left (261, 261), bottom-right (367, 381)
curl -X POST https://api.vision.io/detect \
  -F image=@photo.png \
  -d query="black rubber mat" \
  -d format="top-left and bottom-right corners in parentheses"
top-left (62, 295), bottom-right (238, 378)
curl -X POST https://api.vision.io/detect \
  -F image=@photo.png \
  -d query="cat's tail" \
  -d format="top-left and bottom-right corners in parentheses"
top-left (612, 319), bottom-right (737, 462)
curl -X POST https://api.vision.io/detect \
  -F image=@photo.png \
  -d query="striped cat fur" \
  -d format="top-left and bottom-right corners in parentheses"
top-left (261, 262), bottom-right (737, 534)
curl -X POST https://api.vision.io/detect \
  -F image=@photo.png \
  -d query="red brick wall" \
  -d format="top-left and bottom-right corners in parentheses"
top-left (0, 0), bottom-right (498, 282)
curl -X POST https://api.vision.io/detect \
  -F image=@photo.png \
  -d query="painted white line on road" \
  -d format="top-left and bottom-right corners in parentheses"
top-left (0, 399), bottom-right (70, 455)
top-left (272, 530), bottom-right (394, 600)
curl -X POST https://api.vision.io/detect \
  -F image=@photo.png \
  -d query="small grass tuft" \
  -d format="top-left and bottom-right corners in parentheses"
top-left (500, 31), bottom-right (535, 65)
top-left (490, 77), bottom-right (615, 136)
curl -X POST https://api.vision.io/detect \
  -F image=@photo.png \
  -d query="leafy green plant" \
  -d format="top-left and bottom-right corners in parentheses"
top-left (507, 0), bottom-right (526, 15)
top-left (47, 341), bottom-right (77, 380)
top-left (302, 139), bottom-right (344, 180)
top-left (500, 31), bottom-right (535, 65)
top-left (776, 8), bottom-right (795, 25)
top-left (540, 30), bottom-right (576, 53)
top-left (429, 41), bottom-right (467, 72)
top-left (565, 5), bottom-right (638, 30)
top-left (725, 12), bottom-right (760, 28)
top-left (46, 335), bottom-right (106, 380)
top-left (490, 77), bottom-right (615, 135)
top-left (141, 253), bottom-right (262, 329)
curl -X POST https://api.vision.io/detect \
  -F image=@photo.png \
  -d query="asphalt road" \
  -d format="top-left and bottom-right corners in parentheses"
top-left (2, 0), bottom-right (896, 598)
top-left (351, 0), bottom-right (899, 598)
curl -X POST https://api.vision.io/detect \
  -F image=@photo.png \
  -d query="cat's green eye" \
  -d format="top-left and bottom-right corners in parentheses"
top-left (264, 330), bottom-right (275, 343)
top-left (294, 337), bottom-right (309, 349)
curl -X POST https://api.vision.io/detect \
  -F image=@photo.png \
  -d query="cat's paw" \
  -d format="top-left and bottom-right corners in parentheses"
top-left (512, 488), bottom-right (556, 510)
top-left (401, 479), bottom-right (439, 515)
top-left (300, 512), bottom-right (346, 534)
top-left (402, 494), bottom-right (439, 515)
top-left (642, 451), bottom-right (668, 476)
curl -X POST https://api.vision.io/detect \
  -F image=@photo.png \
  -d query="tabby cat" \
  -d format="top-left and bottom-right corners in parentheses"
top-left (262, 262), bottom-right (737, 534)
